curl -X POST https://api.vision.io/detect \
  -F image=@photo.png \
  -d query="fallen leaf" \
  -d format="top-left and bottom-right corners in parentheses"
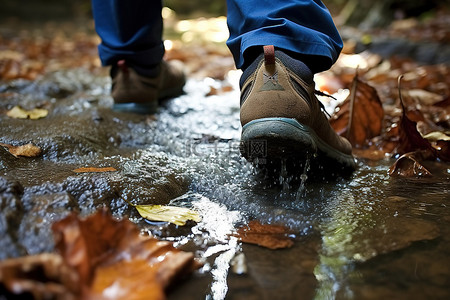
top-left (235, 220), bottom-right (294, 250)
top-left (389, 151), bottom-right (433, 177)
top-left (0, 209), bottom-right (201, 299)
top-left (401, 89), bottom-right (444, 106)
top-left (423, 131), bottom-right (450, 142)
top-left (329, 73), bottom-right (384, 148)
top-left (73, 167), bottom-right (117, 173)
top-left (0, 142), bottom-right (42, 158)
top-left (52, 208), bottom-right (200, 298)
top-left (396, 76), bottom-right (437, 157)
top-left (6, 105), bottom-right (48, 119)
top-left (135, 204), bottom-right (201, 226)
top-left (352, 148), bottom-right (387, 160)
top-left (0, 253), bottom-right (80, 300)
top-left (89, 259), bottom-right (164, 300)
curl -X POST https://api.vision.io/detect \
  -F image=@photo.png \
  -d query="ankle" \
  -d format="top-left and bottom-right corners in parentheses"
top-left (111, 60), bottom-right (160, 78)
top-left (240, 46), bottom-right (314, 88)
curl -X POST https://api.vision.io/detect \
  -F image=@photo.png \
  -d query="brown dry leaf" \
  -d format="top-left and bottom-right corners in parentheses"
top-left (6, 105), bottom-right (48, 119)
top-left (396, 77), bottom-right (437, 158)
top-left (0, 142), bottom-right (42, 158)
top-left (73, 167), bottom-right (117, 173)
top-left (0, 253), bottom-right (80, 300)
top-left (235, 220), bottom-right (294, 250)
top-left (329, 74), bottom-right (384, 148)
top-left (52, 208), bottom-right (200, 299)
top-left (389, 151), bottom-right (433, 177)
top-left (401, 89), bottom-right (445, 106)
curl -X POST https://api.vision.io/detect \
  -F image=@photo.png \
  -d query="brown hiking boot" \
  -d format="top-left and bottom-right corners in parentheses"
top-left (239, 45), bottom-right (355, 173)
top-left (111, 59), bottom-right (186, 114)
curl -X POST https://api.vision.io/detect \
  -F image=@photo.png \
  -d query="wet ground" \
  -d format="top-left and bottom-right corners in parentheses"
top-left (1, 64), bottom-right (449, 299)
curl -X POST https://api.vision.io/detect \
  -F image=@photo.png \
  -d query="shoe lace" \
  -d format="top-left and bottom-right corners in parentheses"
top-left (314, 90), bottom-right (336, 118)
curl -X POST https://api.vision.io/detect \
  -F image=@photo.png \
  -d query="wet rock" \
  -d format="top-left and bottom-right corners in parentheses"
top-left (17, 192), bottom-right (78, 255)
top-left (0, 176), bottom-right (25, 259)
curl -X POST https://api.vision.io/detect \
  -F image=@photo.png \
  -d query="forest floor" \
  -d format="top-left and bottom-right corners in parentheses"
top-left (0, 7), bottom-right (449, 300)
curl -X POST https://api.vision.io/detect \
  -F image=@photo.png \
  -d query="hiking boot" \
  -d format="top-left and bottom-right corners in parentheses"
top-left (111, 59), bottom-right (186, 114)
top-left (239, 45), bottom-right (356, 173)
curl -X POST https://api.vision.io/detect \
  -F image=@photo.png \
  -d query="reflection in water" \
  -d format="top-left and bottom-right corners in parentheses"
top-left (313, 165), bottom-right (389, 299)
top-left (312, 164), bottom-right (445, 299)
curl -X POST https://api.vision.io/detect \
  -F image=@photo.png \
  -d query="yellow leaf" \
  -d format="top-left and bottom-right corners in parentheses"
top-left (135, 205), bottom-right (201, 226)
top-left (73, 167), bottom-right (117, 173)
top-left (0, 142), bottom-right (42, 158)
top-left (6, 105), bottom-right (48, 119)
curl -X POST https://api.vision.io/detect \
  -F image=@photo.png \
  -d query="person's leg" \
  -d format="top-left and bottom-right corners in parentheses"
top-left (91, 0), bottom-right (185, 114)
top-left (226, 0), bottom-right (343, 73)
top-left (227, 0), bottom-right (355, 172)
top-left (91, 0), bottom-right (164, 76)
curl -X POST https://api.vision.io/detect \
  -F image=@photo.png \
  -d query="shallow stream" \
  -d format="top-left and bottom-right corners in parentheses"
top-left (1, 69), bottom-right (449, 299)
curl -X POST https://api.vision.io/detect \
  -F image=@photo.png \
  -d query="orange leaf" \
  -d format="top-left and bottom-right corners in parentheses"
top-left (88, 260), bottom-right (164, 300)
top-left (0, 254), bottom-right (79, 299)
top-left (235, 220), bottom-right (294, 250)
top-left (0, 142), bottom-right (42, 158)
top-left (51, 208), bottom-right (200, 298)
top-left (73, 167), bottom-right (117, 173)
top-left (330, 74), bottom-right (384, 148)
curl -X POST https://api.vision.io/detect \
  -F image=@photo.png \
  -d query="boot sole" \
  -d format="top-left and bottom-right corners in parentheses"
top-left (240, 117), bottom-right (356, 173)
top-left (113, 102), bottom-right (158, 114)
top-left (112, 83), bottom-right (185, 114)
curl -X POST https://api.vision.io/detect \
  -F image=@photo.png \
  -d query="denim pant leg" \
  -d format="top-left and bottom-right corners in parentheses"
top-left (226, 0), bottom-right (343, 73)
top-left (91, 0), bottom-right (164, 72)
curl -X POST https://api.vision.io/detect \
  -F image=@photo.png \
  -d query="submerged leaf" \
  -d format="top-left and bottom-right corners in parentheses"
top-left (235, 220), bottom-right (294, 250)
top-left (6, 105), bottom-right (48, 119)
top-left (135, 205), bottom-right (201, 226)
top-left (73, 167), bottom-right (117, 173)
top-left (0, 142), bottom-right (42, 158)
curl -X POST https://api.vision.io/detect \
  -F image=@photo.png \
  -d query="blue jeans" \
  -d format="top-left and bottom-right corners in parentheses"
top-left (91, 0), bottom-right (342, 74)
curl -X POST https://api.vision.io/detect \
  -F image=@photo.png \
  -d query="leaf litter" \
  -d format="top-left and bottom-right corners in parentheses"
top-left (0, 10), bottom-right (449, 299)
top-left (325, 54), bottom-right (450, 177)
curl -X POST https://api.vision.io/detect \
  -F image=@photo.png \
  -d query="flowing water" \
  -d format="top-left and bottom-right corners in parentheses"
top-left (1, 69), bottom-right (449, 299)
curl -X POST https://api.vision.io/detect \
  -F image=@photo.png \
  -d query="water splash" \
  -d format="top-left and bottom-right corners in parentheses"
top-left (296, 154), bottom-right (311, 201)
